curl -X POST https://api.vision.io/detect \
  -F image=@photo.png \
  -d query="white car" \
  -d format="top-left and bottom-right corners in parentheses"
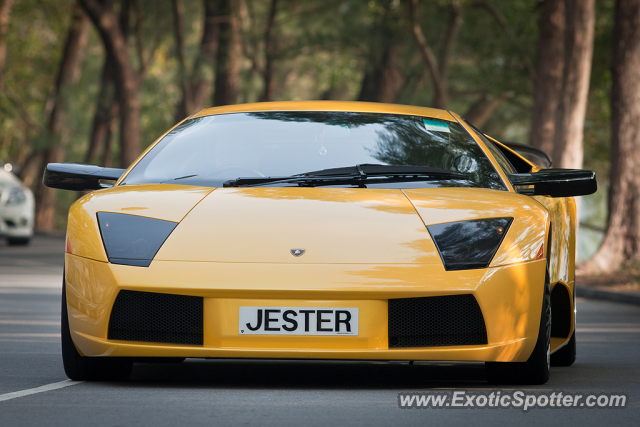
top-left (0, 162), bottom-right (34, 245)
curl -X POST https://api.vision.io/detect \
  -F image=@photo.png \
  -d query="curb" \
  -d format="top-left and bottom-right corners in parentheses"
top-left (576, 286), bottom-right (640, 306)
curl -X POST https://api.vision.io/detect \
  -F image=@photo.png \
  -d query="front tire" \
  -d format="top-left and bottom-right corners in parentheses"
top-left (61, 277), bottom-right (132, 381)
top-left (486, 280), bottom-right (551, 385)
top-left (7, 237), bottom-right (30, 246)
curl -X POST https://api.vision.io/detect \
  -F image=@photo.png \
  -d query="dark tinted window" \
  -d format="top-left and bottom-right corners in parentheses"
top-left (465, 124), bottom-right (517, 175)
top-left (122, 112), bottom-right (505, 190)
top-left (484, 140), bottom-right (517, 175)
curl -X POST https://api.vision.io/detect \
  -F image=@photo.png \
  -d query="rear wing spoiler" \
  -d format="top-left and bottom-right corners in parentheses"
top-left (498, 141), bottom-right (552, 169)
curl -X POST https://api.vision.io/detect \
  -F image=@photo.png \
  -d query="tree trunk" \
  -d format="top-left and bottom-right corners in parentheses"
top-left (174, 0), bottom-right (220, 121)
top-left (357, 44), bottom-right (402, 103)
top-left (464, 93), bottom-right (508, 128)
top-left (552, 0), bottom-right (595, 169)
top-left (35, 4), bottom-right (90, 230)
top-left (438, 2), bottom-right (463, 91)
top-left (357, 0), bottom-right (402, 103)
top-left (86, 0), bottom-right (132, 165)
top-left (0, 0), bottom-right (15, 137)
top-left (587, 0), bottom-right (640, 272)
top-left (85, 55), bottom-right (118, 164)
top-left (172, 0), bottom-right (193, 118)
top-left (102, 114), bottom-right (115, 168)
top-left (79, 0), bottom-right (142, 168)
top-left (213, 0), bottom-right (242, 106)
top-left (529, 0), bottom-right (565, 157)
top-left (258, 0), bottom-right (278, 102)
top-left (409, 0), bottom-right (446, 108)
top-left (0, 0), bottom-right (14, 92)
top-left (191, 0), bottom-right (220, 108)
top-left (408, 0), bottom-right (462, 109)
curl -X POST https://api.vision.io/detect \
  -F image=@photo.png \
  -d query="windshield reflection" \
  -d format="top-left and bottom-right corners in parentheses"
top-left (122, 112), bottom-right (504, 190)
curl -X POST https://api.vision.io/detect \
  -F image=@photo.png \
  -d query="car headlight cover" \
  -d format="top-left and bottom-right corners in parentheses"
top-left (97, 212), bottom-right (178, 267)
top-left (427, 218), bottom-right (513, 271)
top-left (6, 187), bottom-right (26, 205)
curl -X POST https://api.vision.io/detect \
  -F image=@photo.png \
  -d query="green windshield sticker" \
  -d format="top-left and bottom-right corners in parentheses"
top-left (423, 119), bottom-right (450, 133)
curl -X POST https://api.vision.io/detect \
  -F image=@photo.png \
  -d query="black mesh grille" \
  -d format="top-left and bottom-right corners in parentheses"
top-left (551, 284), bottom-right (572, 338)
top-left (108, 290), bottom-right (203, 345)
top-left (388, 295), bottom-right (487, 347)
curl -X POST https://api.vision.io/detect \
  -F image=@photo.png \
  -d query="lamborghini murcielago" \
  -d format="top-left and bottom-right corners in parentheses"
top-left (44, 101), bottom-right (597, 384)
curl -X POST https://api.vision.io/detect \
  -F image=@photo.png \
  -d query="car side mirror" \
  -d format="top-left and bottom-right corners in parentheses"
top-left (43, 163), bottom-right (126, 191)
top-left (508, 168), bottom-right (597, 198)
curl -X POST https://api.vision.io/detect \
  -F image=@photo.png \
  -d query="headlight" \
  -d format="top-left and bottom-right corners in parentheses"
top-left (97, 212), bottom-right (178, 267)
top-left (6, 188), bottom-right (26, 205)
top-left (427, 218), bottom-right (513, 271)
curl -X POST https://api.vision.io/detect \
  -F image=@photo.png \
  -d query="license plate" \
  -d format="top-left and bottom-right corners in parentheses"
top-left (239, 307), bottom-right (359, 336)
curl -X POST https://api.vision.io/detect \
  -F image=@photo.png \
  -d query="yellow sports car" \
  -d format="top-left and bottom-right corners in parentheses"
top-left (45, 101), bottom-right (596, 384)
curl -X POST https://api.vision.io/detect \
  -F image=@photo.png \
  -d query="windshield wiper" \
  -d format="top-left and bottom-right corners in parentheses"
top-left (158, 174), bottom-right (198, 184)
top-left (173, 174), bottom-right (198, 180)
top-left (223, 164), bottom-right (469, 188)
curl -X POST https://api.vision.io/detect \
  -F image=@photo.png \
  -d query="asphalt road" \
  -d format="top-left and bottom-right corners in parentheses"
top-left (0, 235), bottom-right (639, 426)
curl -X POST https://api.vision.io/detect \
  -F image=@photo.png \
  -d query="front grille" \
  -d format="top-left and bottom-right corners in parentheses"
top-left (388, 295), bottom-right (488, 347)
top-left (551, 284), bottom-right (572, 338)
top-left (108, 290), bottom-right (203, 345)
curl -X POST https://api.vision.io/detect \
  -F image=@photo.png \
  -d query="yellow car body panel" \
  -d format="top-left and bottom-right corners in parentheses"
top-left (66, 185), bottom-right (213, 261)
top-left (87, 184), bottom-right (213, 222)
top-left (63, 101), bottom-right (578, 363)
top-left (483, 135), bottom-right (577, 347)
top-left (402, 188), bottom-right (548, 267)
top-left (191, 100), bottom-right (456, 121)
top-left (155, 187), bottom-right (440, 264)
top-left (65, 253), bottom-right (545, 361)
top-left (534, 194), bottom-right (577, 347)
top-left (481, 134), bottom-right (576, 345)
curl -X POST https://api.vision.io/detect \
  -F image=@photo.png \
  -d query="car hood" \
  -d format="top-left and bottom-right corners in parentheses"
top-left (155, 186), bottom-right (547, 265)
top-left (74, 185), bottom-right (547, 266)
top-left (155, 187), bottom-right (439, 264)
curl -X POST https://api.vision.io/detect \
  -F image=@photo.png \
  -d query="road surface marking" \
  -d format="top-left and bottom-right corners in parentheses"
top-left (0, 333), bottom-right (60, 338)
top-left (0, 320), bottom-right (59, 325)
top-left (0, 380), bottom-right (83, 403)
top-left (0, 275), bottom-right (61, 288)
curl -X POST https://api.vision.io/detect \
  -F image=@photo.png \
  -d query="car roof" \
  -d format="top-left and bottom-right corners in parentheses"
top-left (192, 101), bottom-right (456, 122)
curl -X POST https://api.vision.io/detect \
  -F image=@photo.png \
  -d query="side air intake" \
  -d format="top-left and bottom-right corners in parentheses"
top-left (551, 284), bottom-right (572, 338)
top-left (108, 290), bottom-right (203, 345)
top-left (388, 295), bottom-right (488, 347)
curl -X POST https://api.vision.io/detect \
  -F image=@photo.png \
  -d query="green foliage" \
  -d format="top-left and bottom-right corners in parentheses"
top-left (1, 0), bottom-right (74, 163)
top-left (584, 0), bottom-right (615, 178)
top-left (0, 0), bottom-right (617, 231)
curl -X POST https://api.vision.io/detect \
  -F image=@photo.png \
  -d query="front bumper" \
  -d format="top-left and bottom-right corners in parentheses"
top-left (65, 254), bottom-right (546, 362)
top-left (0, 205), bottom-right (33, 238)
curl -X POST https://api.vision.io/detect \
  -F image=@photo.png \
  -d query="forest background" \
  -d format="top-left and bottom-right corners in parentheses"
top-left (0, 0), bottom-right (638, 274)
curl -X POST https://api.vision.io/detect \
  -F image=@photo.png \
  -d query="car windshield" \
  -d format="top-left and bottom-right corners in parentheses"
top-left (121, 111), bottom-right (505, 190)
